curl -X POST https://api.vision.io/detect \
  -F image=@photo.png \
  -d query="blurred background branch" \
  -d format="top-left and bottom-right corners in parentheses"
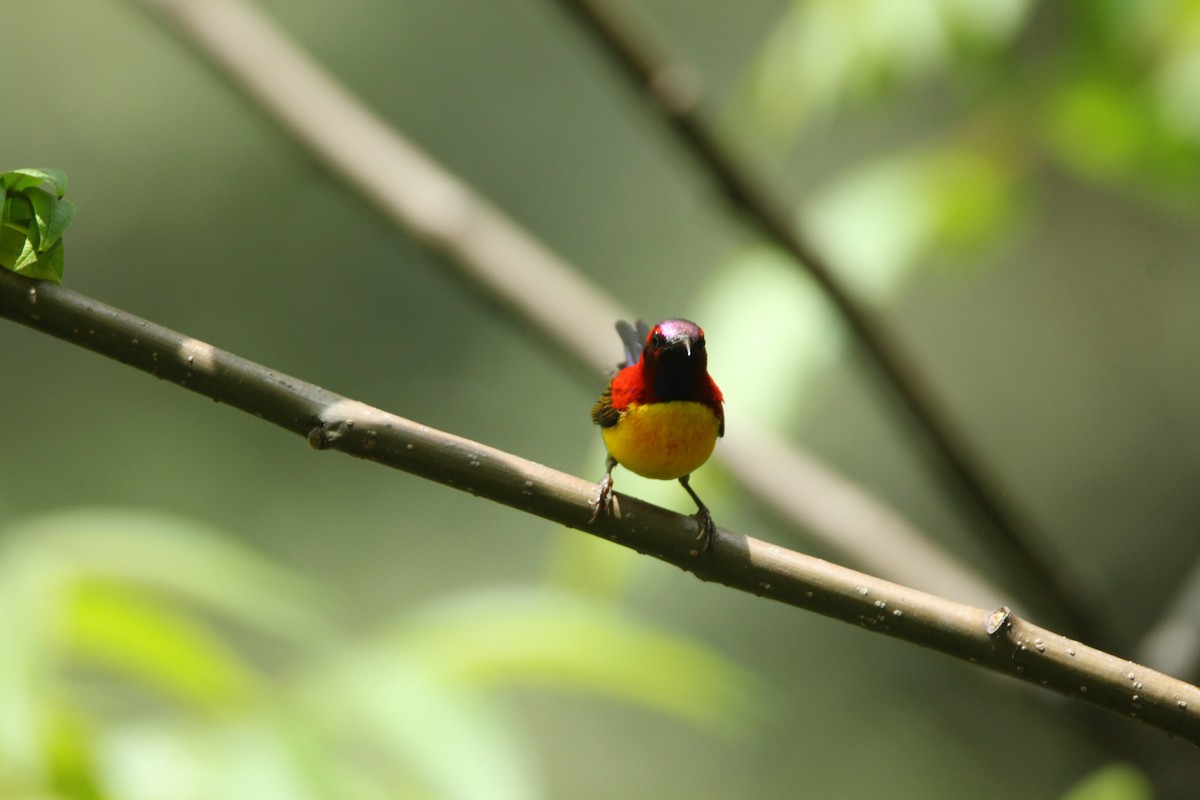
top-left (131, 0), bottom-right (1011, 616)
top-left (1139, 556), bottom-right (1200, 682)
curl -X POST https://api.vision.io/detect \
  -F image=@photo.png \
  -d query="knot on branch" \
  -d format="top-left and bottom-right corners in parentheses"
top-left (985, 605), bottom-right (1013, 636)
top-left (306, 423), bottom-right (332, 450)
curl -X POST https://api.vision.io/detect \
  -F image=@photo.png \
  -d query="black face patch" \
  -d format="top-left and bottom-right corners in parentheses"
top-left (652, 346), bottom-right (699, 401)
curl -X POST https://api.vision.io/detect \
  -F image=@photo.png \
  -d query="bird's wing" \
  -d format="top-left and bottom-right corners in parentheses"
top-left (590, 385), bottom-right (622, 427)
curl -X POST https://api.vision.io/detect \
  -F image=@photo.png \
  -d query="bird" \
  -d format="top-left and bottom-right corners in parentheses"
top-left (588, 318), bottom-right (725, 553)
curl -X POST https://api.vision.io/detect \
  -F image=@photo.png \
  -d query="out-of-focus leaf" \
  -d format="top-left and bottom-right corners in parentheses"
top-left (807, 147), bottom-right (1018, 292)
top-left (1155, 48), bottom-right (1200, 138)
top-left (545, 529), bottom-right (642, 601)
top-left (807, 156), bottom-right (935, 299)
top-left (0, 582), bottom-right (104, 799)
top-left (698, 247), bottom-right (840, 428)
top-left (207, 715), bottom-right (330, 800)
top-left (698, 147), bottom-right (1016, 432)
top-left (64, 582), bottom-right (260, 711)
top-left (0, 543), bottom-right (62, 789)
top-left (1058, 763), bottom-right (1152, 800)
top-left (737, 0), bottom-right (1033, 143)
top-left (0, 700), bottom-right (105, 799)
top-left (395, 587), bottom-right (761, 733)
top-left (0, 508), bottom-right (328, 794)
top-left (925, 149), bottom-right (1020, 252)
top-left (45, 705), bottom-right (104, 800)
top-left (3, 508), bottom-right (330, 645)
top-left (1044, 77), bottom-right (1164, 182)
top-left (1143, 4), bottom-right (1200, 145)
top-left (304, 587), bottom-right (759, 800)
top-left (99, 722), bottom-right (209, 800)
top-left (1039, 3), bottom-right (1200, 199)
top-left (315, 651), bottom-right (539, 800)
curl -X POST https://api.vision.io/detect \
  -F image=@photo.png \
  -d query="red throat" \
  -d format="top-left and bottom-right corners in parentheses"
top-left (608, 321), bottom-right (724, 431)
top-left (610, 362), bottom-right (723, 412)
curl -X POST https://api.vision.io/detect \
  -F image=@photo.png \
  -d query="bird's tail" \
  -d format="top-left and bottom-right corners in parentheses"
top-left (615, 319), bottom-right (651, 369)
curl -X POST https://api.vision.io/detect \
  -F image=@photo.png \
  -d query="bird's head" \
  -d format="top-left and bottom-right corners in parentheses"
top-left (641, 318), bottom-right (709, 400)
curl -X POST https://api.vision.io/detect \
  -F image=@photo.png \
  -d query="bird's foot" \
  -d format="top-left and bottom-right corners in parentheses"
top-left (589, 473), bottom-right (614, 524)
top-left (694, 506), bottom-right (716, 555)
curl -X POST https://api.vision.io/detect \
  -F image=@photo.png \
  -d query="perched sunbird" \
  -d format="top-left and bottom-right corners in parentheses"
top-left (589, 318), bottom-right (725, 552)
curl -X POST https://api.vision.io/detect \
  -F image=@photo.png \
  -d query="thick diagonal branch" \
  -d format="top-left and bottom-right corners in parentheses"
top-left (1, 268), bottom-right (1195, 743)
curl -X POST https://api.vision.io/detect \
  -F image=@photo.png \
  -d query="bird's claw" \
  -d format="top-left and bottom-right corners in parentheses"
top-left (694, 507), bottom-right (716, 555)
top-left (589, 473), bottom-right (614, 524)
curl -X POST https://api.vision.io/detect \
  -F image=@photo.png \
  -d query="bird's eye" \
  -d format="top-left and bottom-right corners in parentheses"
top-left (650, 331), bottom-right (666, 349)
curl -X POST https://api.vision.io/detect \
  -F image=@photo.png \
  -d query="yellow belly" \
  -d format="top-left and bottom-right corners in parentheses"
top-left (601, 401), bottom-right (720, 480)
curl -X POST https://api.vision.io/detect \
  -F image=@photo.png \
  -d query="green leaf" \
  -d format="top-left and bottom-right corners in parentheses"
top-left (0, 168), bottom-right (73, 282)
top-left (3, 191), bottom-right (34, 227)
top-left (2, 173), bottom-right (48, 194)
top-left (3, 195), bottom-right (43, 275)
top-left (1, 222), bottom-right (34, 273)
top-left (43, 197), bottom-right (75, 251)
top-left (3, 167), bottom-right (68, 197)
top-left (1059, 763), bottom-right (1152, 800)
top-left (8, 188), bottom-right (73, 282)
top-left (18, 238), bottom-right (65, 283)
top-left (26, 186), bottom-right (59, 245)
top-left (12, 233), bottom-right (41, 273)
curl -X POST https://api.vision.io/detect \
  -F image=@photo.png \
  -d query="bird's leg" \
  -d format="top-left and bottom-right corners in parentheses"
top-left (589, 456), bottom-right (618, 523)
top-left (678, 474), bottom-right (716, 554)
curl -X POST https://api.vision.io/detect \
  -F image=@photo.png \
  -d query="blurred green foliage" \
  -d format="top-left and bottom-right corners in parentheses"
top-left (1060, 763), bottom-right (1154, 800)
top-left (739, 0), bottom-right (1032, 142)
top-left (0, 510), bottom-right (755, 799)
top-left (7, 0), bottom-right (1200, 796)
